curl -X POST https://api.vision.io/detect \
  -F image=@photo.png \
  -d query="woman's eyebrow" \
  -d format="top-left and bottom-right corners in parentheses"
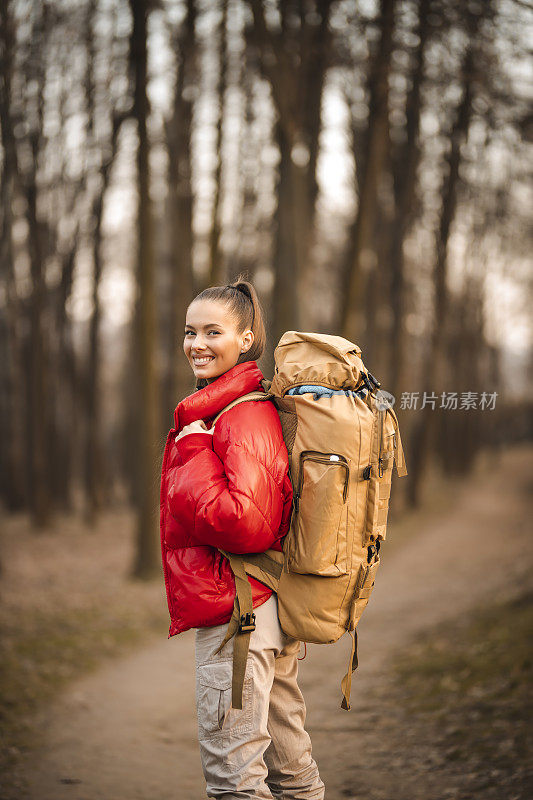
top-left (184, 322), bottom-right (223, 329)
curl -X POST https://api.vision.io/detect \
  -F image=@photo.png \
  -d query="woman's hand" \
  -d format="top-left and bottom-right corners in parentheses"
top-left (175, 419), bottom-right (214, 442)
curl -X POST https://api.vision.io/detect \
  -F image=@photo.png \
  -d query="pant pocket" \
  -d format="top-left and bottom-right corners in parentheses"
top-left (196, 660), bottom-right (254, 740)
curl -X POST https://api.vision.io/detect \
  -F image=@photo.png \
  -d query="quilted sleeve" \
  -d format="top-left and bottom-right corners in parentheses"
top-left (175, 432), bottom-right (214, 463)
top-left (167, 402), bottom-right (287, 554)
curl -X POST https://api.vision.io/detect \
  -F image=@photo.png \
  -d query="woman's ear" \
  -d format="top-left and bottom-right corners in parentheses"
top-left (240, 329), bottom-right (254, 354)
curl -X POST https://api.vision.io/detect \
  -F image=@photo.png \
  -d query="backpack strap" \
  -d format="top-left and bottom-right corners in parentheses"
top-left (211, 391), bottom-right (272, 427)
top-left (387, 408), bottom-right (408, 476)
top-left (240, 549), bottom-right (283, 589)
top-left (209, 388), bottom-right (277, 708)
top-left (340, 629), bottom-right (359, 711)
top-left (213, 549), bottom-right (283, 709)
top-left (213, 551), bottom-right (256, 709)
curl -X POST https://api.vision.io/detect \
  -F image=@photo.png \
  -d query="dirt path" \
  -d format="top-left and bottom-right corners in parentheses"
top-left (13, 446), bottom-right (532, 800)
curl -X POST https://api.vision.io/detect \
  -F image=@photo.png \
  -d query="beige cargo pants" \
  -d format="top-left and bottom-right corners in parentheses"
top-left (194, 593), bottom-right (325, 799)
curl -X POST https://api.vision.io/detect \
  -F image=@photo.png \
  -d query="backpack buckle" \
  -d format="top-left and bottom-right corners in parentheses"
top-left (239, 612), bottom-right (256, 633)
top-left (367, 371), bottom-right (381, 390)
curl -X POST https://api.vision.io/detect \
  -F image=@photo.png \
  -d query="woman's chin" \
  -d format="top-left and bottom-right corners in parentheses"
top-left (190, 357), bottom-right (238, 382)
top-left (194, 365), bottom-right (220, 381)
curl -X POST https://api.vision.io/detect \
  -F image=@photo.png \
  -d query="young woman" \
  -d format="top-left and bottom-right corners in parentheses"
top-left (159, 277), bottom-right (325, 799)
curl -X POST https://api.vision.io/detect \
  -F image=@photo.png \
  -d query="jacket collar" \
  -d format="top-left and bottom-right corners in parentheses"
top-left (174, 360), bottom-right (265, 430)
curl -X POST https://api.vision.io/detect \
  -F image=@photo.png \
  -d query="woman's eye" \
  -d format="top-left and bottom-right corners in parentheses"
top-left (208, 331), bottom-right (220, 335)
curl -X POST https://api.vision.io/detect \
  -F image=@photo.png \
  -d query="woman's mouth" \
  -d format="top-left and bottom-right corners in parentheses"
top-left (192, 355), bottom-right (215, 366)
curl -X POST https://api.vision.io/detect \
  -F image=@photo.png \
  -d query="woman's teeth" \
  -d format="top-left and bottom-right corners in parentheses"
top-left (193, 356), bottom-right (214, 365)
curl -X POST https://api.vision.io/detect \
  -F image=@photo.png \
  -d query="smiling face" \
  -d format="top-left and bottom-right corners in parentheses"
top-left (184, 298), bottom-right (254, 383)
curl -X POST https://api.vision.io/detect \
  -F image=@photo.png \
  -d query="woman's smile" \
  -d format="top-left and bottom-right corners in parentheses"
top-left (192, 355), bottom-right (215, 366)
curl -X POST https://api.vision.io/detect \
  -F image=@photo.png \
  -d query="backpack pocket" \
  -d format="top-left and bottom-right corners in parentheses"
top-left (287, 450), bottom-right (350, 576)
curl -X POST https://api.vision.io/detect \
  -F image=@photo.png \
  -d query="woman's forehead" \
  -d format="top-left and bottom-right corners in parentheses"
top-left (185, 298), bottom-right (233, 327)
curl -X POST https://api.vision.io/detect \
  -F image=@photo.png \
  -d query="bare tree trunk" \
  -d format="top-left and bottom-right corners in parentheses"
top-left (53, 237), bottom-right (78, 512)
top-left (388, 0), bottom-right (431, 402)
top-left (0, 1), bottom-right (26, 510)
top-left (84, 153), bottom-right (119, 521)
top-left (129, 0), bottom-right (160, 578)
top-left (163, 0), bottom-right (197, 417)
top-left (24, 7), bottom-right (49, 527)
top-left (271, 120), bottom-right (299, 343)
top-left (301, 0), bottom-right (331, 219)
top-left (84, 107), bottom-right (127, 523)
top-left (438, 278), bottom-right (485, 476)
top-left (208, 0), bottom-right (228, 287)
top-left (248, 0), bottom-right (333, 341)
top-left (232, 48), bottom-right (259, 278)
top-left (294, 0), bottom-right (332, 327)
top-left (83, 0), bottom-right (102, 524)
top-left (341, 0), bottom-right (396, 345)
top-left (364, 208), bottom-right (391, 373)
top-left (407, 27), bottom-right (478, 508)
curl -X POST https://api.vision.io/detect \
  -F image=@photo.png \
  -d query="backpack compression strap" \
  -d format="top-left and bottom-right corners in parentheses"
top-left (387, 406), bottom-right (408, 476)
top-left (340, 629), bottom-right (359, 710)
top-left (213, 550), bottom-right (283, 710)
top-left (212, 551), bottom-right (255, 709)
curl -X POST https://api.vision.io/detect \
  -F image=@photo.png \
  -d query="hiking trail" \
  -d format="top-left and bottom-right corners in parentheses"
top-left (13, 445), bottom-right (532, 800)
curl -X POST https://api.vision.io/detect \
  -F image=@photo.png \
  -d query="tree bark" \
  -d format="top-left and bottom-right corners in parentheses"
top-left (0, 1), bottom-right (26, 511)
top-left (341, 0), bottom-right (396, 345)
top-left (163, 0), bottom-right (197, 418)
top-left (207, 0), bottom-right (228, 287)
top-left (129, 0), bottom-right (160, 577)
top-left (248, 0), bottom-right (333, 342)
top-left (271, 120), bottom-right (300, 342)
top-left (388, 0), bottom-right (431, 402)
top-left (83, 0), bottom-right (102, 524)
top-left (407, 18), bottom-right (479, 508)
top-left (84, 110), bottom-right (126, 523)
top-left (53, 236), bottom-right (78, 512)
top-left (24, 6), bottom-right (50, 527)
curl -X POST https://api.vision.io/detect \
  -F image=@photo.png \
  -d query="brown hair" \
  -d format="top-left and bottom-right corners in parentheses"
top-left (189, 273), bottom-right (267, 390)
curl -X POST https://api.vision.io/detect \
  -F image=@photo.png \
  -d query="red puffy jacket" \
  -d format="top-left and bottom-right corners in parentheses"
top-left (160, 360), bottom-right (293, 637)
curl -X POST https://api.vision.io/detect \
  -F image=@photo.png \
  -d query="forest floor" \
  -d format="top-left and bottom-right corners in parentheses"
top-left (1, 443), bottom-right (531, 800)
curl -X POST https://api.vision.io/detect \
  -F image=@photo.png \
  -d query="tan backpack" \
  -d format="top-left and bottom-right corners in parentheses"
top-left (211, 331), bottom-right (407, 711)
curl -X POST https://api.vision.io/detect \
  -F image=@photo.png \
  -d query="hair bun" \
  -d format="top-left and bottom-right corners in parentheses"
top-left (236, 283), bottom-right (251, 296)
top-left (227, 282), bottom-right (249, 297)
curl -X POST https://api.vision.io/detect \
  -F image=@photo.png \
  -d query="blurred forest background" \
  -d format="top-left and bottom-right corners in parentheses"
top-left (1, 0), bottom-right (532, 579)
